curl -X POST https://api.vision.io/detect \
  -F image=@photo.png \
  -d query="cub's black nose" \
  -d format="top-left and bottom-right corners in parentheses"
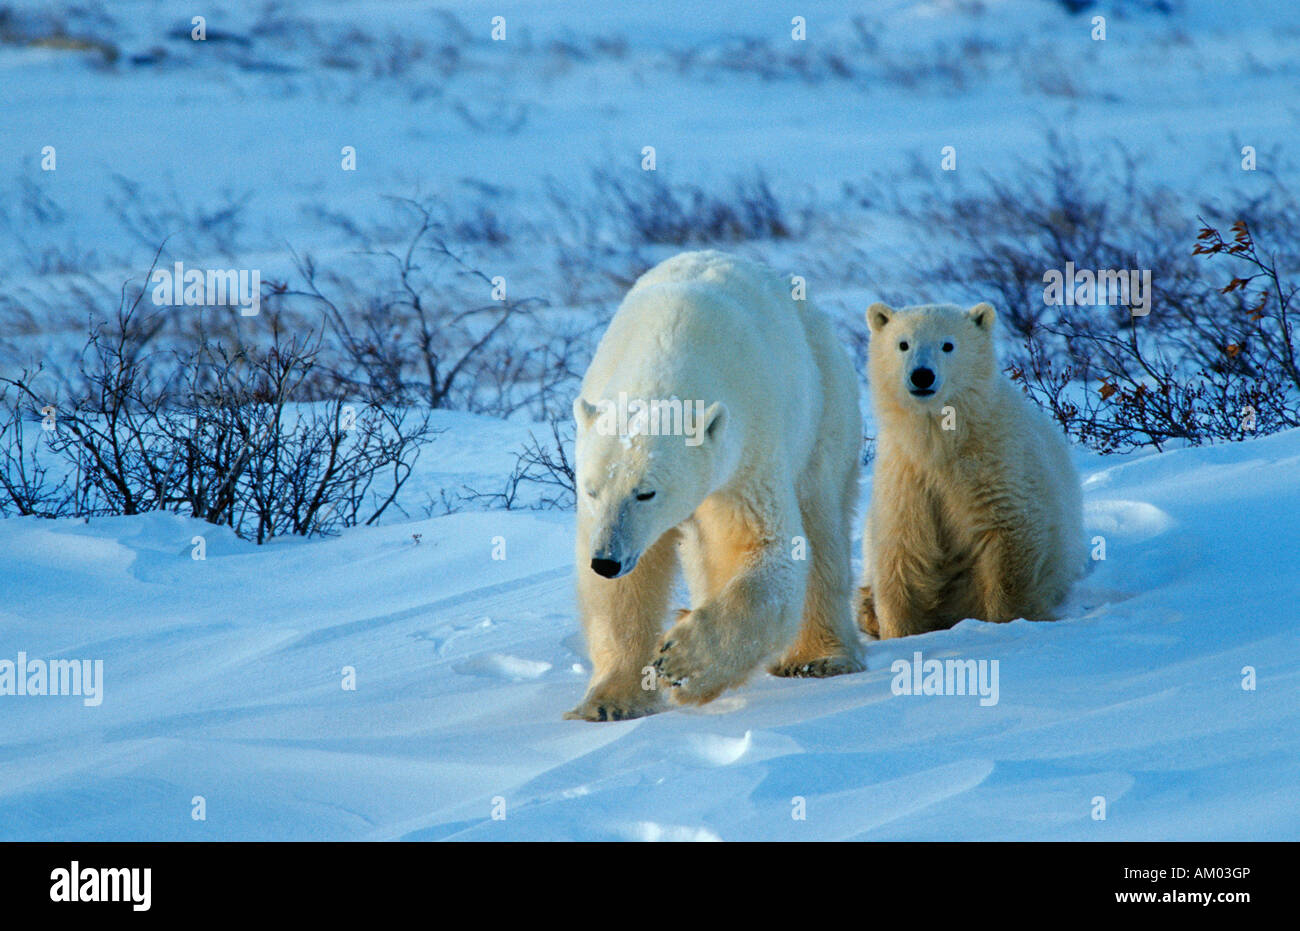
top-left (910, 367), bottom-right (935, 389)
top-left (591, 558), bottom-right (621, 578)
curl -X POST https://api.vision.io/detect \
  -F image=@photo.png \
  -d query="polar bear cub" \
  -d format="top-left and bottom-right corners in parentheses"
top-left (566, 250), bottom-right (865, 721)
top-left (858, 301), bottom-right (1084, 638)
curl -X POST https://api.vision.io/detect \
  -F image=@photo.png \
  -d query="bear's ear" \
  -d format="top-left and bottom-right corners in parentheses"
top-left (968, 302), bottom-right (996, 331)
top-left (866, 302), bottom-right (893, 333)
top-left (702, 401), bottom-right (728, 445)
top-left (573, 396), bottom-right (599, 428)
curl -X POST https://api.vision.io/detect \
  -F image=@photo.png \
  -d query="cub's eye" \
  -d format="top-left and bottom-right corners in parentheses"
top-left (898, 341), bottom-right (909, 351)
top-left (636, 491), bottom-right (656, 501)
top-left (942, 342), bottom-right (954, 352)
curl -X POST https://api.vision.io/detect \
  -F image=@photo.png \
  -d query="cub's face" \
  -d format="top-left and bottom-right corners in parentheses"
top-left (866, 302), bottom-right (997, 411)
top-left (572, 395), bottom-right (727, 579)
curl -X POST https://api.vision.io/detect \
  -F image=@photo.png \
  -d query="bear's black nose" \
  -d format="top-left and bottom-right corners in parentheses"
top-left (591, 558), bottom-right (622, 578)
top-left (910, 367), bottom-right (935, 389)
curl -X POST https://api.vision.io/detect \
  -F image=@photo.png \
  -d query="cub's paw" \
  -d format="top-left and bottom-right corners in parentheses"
top-left (768, 653), bottom-right (865, 679)
top-left (653, 609), bottom-right (727, 704)
top-left (563, 692), bottom-right (660, 722)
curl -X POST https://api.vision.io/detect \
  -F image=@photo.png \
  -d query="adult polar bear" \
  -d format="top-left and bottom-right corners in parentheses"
top-left (566, 251), bottom-right (864, 721)
top-left (858, 302), bottom-right (1084, 639)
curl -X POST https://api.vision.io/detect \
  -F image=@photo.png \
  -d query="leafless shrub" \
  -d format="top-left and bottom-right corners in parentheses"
top-left (450, 98), bottom-right (529, 135)
top-left (897, 141), bottom-right (1162, 351)
top-left (0, 390), bottom-right (75, 518)
top-left (1008, 314), bottom-right (1296, 453)
top-left (0, 259), bottom-right (440, 538)
top-left (902, 141), bottom-right (1299, 451)
top-left (107, 175), bottom-right (252, 260)
top-left (268, 198), bottom-right (568, 417)
top-left (1194, 219), bottom-right (1300, 395)
top-left (1, 265), bottom-right (181, 516)
top-left (462, 420), bottom-right (575, 511)
top-left (591, 169), bottom-right (809, 245)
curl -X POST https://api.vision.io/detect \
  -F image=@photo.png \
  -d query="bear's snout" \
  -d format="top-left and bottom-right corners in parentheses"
top-left (590, 557), bottom-right (623, 578)
top-left (909, 367), bottom-right (936, 392)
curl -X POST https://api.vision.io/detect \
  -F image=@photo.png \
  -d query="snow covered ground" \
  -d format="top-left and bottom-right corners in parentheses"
top-left (1, 0), bottom-right (1297, 840)
top-left (1, 413), bottom-right (1297, 841)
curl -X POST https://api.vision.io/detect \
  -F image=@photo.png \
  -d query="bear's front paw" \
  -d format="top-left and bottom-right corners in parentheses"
top-left (563, 692), bottom-right (660, 723)
top-left (653, 608), bottom-right (727, 704)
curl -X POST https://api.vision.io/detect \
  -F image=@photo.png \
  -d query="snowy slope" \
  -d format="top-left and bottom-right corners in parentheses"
top-left (1, 417), bottom-right (1296, 841)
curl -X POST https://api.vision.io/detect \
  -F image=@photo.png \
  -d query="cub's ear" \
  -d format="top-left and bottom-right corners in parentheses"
top-left (573, 396), bottom-right (599, 428)
top-left (702, 401), bottom-right (728, 445)
top-left (968, 302), bottom-right (996, 331)
top-left (866, 302), bottom-right (893, 333)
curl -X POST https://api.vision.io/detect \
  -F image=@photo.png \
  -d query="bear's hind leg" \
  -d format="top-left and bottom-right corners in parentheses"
top-left (769, 486), bottom-right (865, 678)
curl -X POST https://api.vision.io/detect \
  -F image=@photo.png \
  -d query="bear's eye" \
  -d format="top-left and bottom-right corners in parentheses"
top-left (898, 341), bottom-right (909, 351)
top-left (942, 342), bottom-right (954, 352)
top-left (636, 491), bottom-right (656, 501)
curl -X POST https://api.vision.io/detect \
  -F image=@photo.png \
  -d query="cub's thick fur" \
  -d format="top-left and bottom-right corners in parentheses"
top-left (858, 302), bottom-right (1084, 638)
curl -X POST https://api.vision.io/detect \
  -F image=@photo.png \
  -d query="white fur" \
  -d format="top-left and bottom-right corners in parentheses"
top-left (857, 302), bottom-right (1085, 638)
top-left (566, 251), bottom-right (864, 721)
